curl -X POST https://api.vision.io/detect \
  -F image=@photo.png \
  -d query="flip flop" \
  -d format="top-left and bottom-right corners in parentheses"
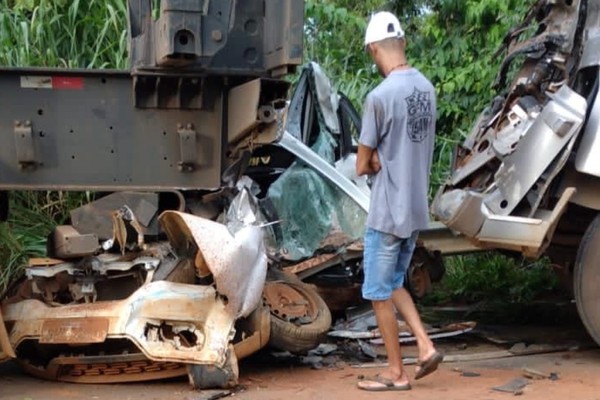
top-left (357, 375), bottom-right (412, 392)
top-left (415, 351), bottom-right (444, 380)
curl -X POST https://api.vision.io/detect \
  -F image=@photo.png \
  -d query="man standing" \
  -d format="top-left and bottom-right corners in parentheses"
top-left (355, 11), bottom-right (443, 392)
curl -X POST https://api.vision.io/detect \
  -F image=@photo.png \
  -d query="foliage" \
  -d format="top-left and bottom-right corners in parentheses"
top-left (0, 0), bottom-right (128, 68)
top-left (413, 0), bottom-right (528, 132)
top-left (0, 192), bottom-right (92, 294)
top-left (424, 253), bottom-right (559, 306)
top-left (303, 0), bottom-right (383, 107)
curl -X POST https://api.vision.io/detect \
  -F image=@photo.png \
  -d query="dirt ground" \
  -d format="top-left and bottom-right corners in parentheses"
top-left (2, 341), bottom-right (600, 400)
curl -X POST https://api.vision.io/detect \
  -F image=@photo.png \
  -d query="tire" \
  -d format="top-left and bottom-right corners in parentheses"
top-left (574, 214), bottom-right (600, 346)
top-left (264, 270), bottom-right (332, 353)
top-left (187, 345), bottom-right (239, 390)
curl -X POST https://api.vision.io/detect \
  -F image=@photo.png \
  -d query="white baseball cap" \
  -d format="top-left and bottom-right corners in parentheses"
top-left (364, 11), bottom-right (405, 46)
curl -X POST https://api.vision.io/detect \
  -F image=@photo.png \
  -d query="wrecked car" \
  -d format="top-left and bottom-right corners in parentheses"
top-left (0, 1), bottom-right (454, 388)
top-left (431, 0), bottom-right (600, 346)
top-left (0, 54), bottom-right (443, 389)
top-left (0, 0), bottom-right (381, 387)
top-left (0, 0), bottom-right (342, 389)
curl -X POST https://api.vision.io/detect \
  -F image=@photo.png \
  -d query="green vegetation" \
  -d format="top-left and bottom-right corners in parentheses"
top-left (0, 0), bottom-right (128, 68)
top-left (425, 254), bottom-right (559, 306)
top-left (0, 192), bottom-right (92, 294)
top-left (0, 0), bottom-right (560, 303)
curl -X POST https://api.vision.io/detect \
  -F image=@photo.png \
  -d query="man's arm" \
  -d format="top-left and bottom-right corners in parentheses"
top-left (356, 144), bottom-right (381, 176)
top-left (357, 93), bottom-right (381, 176)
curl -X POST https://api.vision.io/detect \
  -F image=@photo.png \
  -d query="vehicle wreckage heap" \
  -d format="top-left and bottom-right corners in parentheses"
top-left (0, 0), bottom-right (357, 390)
top-left (7, 0), bottom-right (600, 392)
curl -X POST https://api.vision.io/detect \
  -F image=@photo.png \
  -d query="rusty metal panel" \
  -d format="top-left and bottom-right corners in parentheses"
top-left (4, 281), bottom-right (236, 365)
top-left (18, 353), bottom-right (186, 384)
top-left (40, 318), bottom-right (109, 344)
top-left (0, 68), bottom-right (222, 191)
top-left (228, 79), bottom-right (261, 143)
top-left (0, 308), bottom-right (16, 360)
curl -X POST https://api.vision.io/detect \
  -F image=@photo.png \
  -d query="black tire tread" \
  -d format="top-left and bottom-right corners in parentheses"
top-left (574, 213), bottom-right (600, 345)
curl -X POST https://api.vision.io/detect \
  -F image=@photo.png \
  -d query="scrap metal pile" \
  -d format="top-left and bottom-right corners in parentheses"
top-left (0, 0), bottom-right (368, 390)
top-left (0, 61), bottom-right (375, 390)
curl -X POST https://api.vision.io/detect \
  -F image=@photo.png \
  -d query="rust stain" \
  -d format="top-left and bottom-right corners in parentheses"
top-left (40, 318), bottom-right (109, 344)
top-left (195, 250), bottom-right (211, 278)
top-left (28, 257), bottom-right (65, 266)
top-left (0, 308), bottom-right (16, 359)
top-left (283, 254), bottom-right (336, 275)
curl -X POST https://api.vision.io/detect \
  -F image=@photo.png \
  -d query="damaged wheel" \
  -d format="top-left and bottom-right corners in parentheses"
top-left (574, 214), bottom-right (600, 346)
top-left (263, 271), bottom-right (331, 353)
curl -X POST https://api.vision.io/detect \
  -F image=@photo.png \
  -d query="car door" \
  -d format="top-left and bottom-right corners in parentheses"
top-left (286, 62), bottom-right (361, 161)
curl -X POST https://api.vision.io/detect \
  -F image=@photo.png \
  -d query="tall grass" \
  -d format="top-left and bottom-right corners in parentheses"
top-left (0, 192), bottom-right (93, 295)
top-left (0, 0), bottom-right (128, 68)
top-left (0, 1), bottom-right (124, 292)
top-left (424, 253), bottom-right (559, 306)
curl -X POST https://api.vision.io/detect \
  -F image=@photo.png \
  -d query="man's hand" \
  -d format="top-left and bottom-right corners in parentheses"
top-left (370, 150), bottom-right (381, 173)
top-left (356, 144), bottom-right (381, 176)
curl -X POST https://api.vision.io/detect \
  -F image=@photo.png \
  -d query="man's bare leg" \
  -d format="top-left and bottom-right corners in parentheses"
top-left (357, 298), bottom-right (413, 390)
top-left (369, 299), bottom-right (409, 383)
top-left (391, 287), bottom-right (437, 364)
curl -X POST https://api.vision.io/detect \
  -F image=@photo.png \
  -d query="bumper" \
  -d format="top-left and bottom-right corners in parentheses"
top-left (3, 280), bottom-right (235, 366)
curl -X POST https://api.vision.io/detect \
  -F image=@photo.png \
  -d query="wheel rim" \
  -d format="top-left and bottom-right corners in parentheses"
top-left (263, 282), bottom-right (318, 323)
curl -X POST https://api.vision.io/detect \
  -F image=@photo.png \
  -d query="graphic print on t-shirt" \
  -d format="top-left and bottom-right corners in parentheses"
top-left (405, 88), bottom-right (433, 143)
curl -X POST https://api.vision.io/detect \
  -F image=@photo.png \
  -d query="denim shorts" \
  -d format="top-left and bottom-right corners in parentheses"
top-left (362, 227), bottom-right (418, 301)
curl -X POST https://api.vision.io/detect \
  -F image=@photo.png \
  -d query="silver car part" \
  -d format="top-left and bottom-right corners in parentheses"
top-left (431, 0), bottom-right (592, 257)
top-left (159, 211), bottom-right (268, 319)
top-left (576, 69), bottom-right (600, 176)
top-left (478, 187), bottom-right (575, 257)
top-left (484, 85), bottom-right (586, 215)
top-left (278, 132), bottom-right (370, 212)
top-left (310, 62), bottom-right (341, 135)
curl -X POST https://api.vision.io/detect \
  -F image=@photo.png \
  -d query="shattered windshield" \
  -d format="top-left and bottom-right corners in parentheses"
top-left (267, 129), bottom-right (367, 261)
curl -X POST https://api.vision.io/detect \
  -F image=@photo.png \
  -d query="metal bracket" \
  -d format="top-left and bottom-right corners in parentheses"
top-left (14, 120), bottom-right (37, 170)
top-left (177, 123), bottom-right (198, 172)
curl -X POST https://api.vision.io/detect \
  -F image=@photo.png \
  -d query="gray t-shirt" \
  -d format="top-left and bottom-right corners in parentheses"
top-left (359, 68), bottom-right (436, 238)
